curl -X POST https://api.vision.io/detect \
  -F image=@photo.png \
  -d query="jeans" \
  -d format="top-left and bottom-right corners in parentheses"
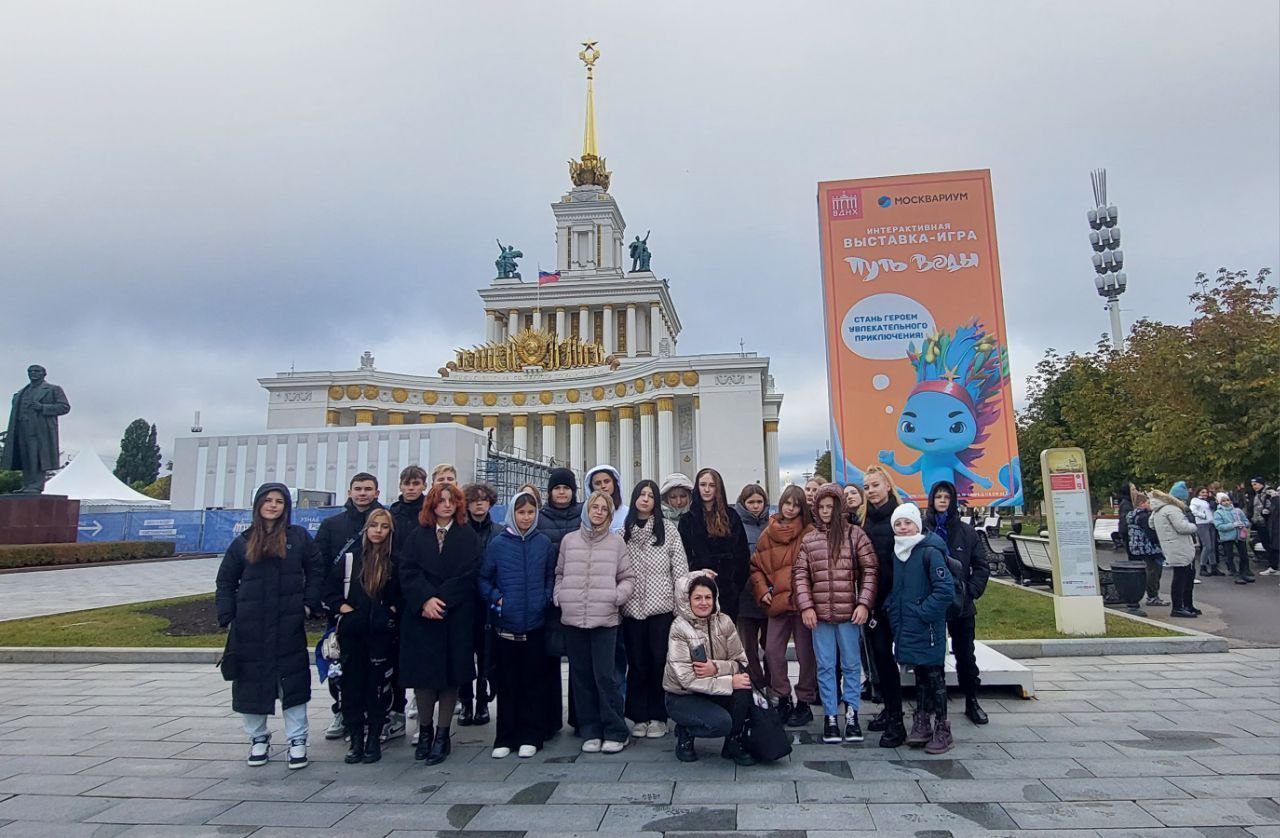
top-left (811, 621), bottom-right (863, 716)
top-left (866, 610), bottom-right (903, 716)
top-left (763, 613), bottom-right (818, 704)
top-left (1170, 564), bottom-right (1195, 612)
top-left (243, 703), bottom-right (308, 742)
top-left (665, 688), bottom-right (751, 739)
top-left (914, 665), bottom-right (947, 719)
top-left (735, 616), bottom-right (769, 689)
top-left (493, 629), bottom-right (549, 750)
top-left (563, 625), bottom-right (628, 742)
top-left (1196, 524), bottom-right (1218, 571)
top-left (946, 613), bottom-right (980, 699)
top-left (622, 613), bottom-right (672, 724)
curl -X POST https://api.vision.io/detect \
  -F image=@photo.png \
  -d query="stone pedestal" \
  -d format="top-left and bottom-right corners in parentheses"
top-left (0, 494), bottom-right (81, 544)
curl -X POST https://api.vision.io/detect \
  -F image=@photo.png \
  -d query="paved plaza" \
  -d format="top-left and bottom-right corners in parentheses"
top-left (0, 651), bottom-right (1276, 836)
top-left (0, 557), bottom-right (218, 622)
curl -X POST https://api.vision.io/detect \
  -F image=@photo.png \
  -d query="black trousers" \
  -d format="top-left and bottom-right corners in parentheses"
top-left (1170, 564), bottom-right (1196, 612)
top-left (460, 606), bottom-right (492, 703)
top-left (493, 629), bottom-right (549, 750)
top-left (946, 613), bottom-right (980, 698)
top-left (563, 625), bottom-right (628, 742)
top-left (665, 688), bottom-right (751, 739)
top-left (866, 610), bottom-right (903, 716)
top-left (1144, 556), bottom-right (1164, 599)
top-left (913, 664), bottom-right (947, 719)
top-left (623, 613), bottom-right (673, 724)
top-left (1221, 539), bottom-right (1250, 576)
top-left (337, 618), bottom-right (395, 731)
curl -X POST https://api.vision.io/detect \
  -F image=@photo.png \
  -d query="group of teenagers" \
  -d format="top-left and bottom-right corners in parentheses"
top-left (214, 460), bottom-right (991, 771)
top-left (1119, 478), bottom-right (1279, 619)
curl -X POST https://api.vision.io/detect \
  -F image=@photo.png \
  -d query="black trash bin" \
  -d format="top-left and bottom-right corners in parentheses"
top-left (1109, 560), bottom-right (1148, 616)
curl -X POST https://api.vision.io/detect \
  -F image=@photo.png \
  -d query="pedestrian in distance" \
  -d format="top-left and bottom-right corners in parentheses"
top-left (885, 503), bottom-right (956, 755)
top-left (793, 483), bottom-right (878, 744)
top-left (478, 490), bottom-right (557, 759)
top-left (1149, 487), bottom-right (1200, 618)
top-left (216, 482), bottom-right (324, 770)
top-left (663, 573), bottom-right (756, 766)
top-left (399, 481), bottom-right (481, 766)
top-left (1214, 493), bottom-right (1256, 584)
top-left (1248, 478), bottom-right (1271, 556)
top-left (621, 479), bottom-right (689, 739)
top-left (555, 490), bottom-right (635, 753)
top-left (749, 484), bottom-right (818, 727)
top-left (1190, 486), bottom-right (1220, 576)
top-left (733, 483), bottom-right (772, 691)
top-left (323, 508), bottom-right (400, 764)
top-left (923, 480), bottom-right (991, 725)
top-left (1125, 489), bottom-right (1168, 606)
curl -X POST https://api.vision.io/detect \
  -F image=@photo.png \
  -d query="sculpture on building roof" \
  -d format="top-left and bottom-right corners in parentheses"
top-left (446, 328), bottom-right (621, 374)
top-left (495, 240), bottom-right (523, 279)
top-left (629, 231), bottom-right (652, 272)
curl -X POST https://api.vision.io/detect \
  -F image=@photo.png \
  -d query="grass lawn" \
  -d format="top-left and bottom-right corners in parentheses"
top-left (977, 580), bottom-right (1181, 640)
top-left (0, 594), bottom-right (326, 648)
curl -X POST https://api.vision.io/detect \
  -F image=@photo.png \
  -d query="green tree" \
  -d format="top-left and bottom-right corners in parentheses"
top-left (814, 450), bottom-right (831, 481)
top-left (114, 419), bottom-right (161, 486)
top-left (142, 475), bottom-right (172, 500)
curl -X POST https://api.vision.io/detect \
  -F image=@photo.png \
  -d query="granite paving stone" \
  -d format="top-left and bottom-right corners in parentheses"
top-left (795, 779), bottom-right (925, 803)
top-left (466, 803), bottom-right (607, 831)
top-left (671, 780), bottom-right (797, 804)
top-left (735, 802), bottom-right (875, 830)
top-left (83, 777), bottom-right (222, 799)
top-left (919, 778), bottom-right (1059, 802)
top-left (83, 798), bottom-right (239, 826)
top-left (866, 802), bottom-right (1019, 834)
top-left (0, 793), bottom-right (123, 822)
top-left (0, 773), bottom-right (112, 796)
top-left (960, 758), bottom-right (1093, 779)
top-left (206, 800), bottom-right (357, 828)
top-left (1043, 776), bottom-right (1192, 801)
top-left (1003, 800), bottom-right (1165, 830)
top-left (1169, 776), bottom-right (1280, 799)
top-left (549, 781), bottom-right (673, 804)
top-left (1138, 797), bottom-right (1280, 827)
top-left (327, 802), bottom-right (477, 831)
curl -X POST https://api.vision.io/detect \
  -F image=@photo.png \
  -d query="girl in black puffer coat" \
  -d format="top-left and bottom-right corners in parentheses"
top-left (323, 507), bottom-right (401, 765)
top-left (216, 482), bottom-right (324, 770)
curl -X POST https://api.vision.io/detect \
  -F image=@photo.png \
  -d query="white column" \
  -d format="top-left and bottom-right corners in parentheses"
top-left (533, 308), bottom-right (543, 332)
top-left (508, 308), bottom-right (520, 334)
top-left (764, 419), bottom-right (781, 502)
top-left (625, 304), bottom-right (637, 358)
top-left (593, 409), bottom-right (611, 470)
top-left (556, 307), bottom-right (567, 339)
top-left (639, 403), bottom-right (656, 479)
top-left (568, 412), bottom-right (585, 478)
top-left (578, 306), bottom-right (590, 341)
top-left (602, 304), bottom-right (615, 354)
top-left (618, 406), bottom-right (635, 488)
top-left (693, 395), bottom-right (702, 466)
top-left (513, 414), bottom-right (529, 458)
top-left (541, 414), bottom-right (557, 464)
top-left (485, 311), bottom-right (497, 342)
top-left (657, 397), bottom-right (675, 478)
top-left (650, 303), bottom-right (662, 356)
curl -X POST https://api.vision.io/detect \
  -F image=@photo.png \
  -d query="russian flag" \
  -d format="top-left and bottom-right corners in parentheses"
top-left (538, 270), bottom-right (561, 286)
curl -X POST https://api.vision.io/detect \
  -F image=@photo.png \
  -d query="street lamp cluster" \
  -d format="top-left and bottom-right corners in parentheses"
top-left (1088, 168), bottom-right (1128, 350)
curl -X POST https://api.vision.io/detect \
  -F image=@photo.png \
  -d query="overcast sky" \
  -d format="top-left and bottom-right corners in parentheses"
top-left (2, 1), bottom-right (1277, 483)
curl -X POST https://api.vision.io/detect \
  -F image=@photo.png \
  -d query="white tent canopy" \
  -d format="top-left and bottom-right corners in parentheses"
top-left (44, 450), bottom-right (169, 508)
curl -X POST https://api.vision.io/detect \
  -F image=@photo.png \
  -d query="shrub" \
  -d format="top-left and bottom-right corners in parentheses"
top-left (0, 541), bottom-right (175, 570)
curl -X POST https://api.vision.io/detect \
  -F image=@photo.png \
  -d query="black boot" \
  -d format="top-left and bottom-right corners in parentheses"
top-left (675, 726), bottom-right (697, 762)
top-left (785, 700), bottom-right (813, 727)
top-left (457, 698), bottom-right (475, 727)
top-left (414, 724), bottom-right (433, 761)
top-left (964, 697), bottom-right (989, 725)
top-left (425, 729), bottom-right (451, 765)
top-left (878, 713), bottom-right (907, 748)
top-left (473, 683), bottom-right (491, 726)
top-left (362, 726), bottom-right (382, 763)
top-left (721, 731), bottom-right (756, 766)
top-left (867, 708), bottom-right (888, 732)
top-left (776, 695), bottom-right (794, 724)
top-left (344, 726), bottom-right (366, 764)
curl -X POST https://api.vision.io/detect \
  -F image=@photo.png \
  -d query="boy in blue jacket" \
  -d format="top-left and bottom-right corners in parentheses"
top-left (885, 503), bottom-right (956, 755)
top-left (478, 490), bottom-right (557, 758)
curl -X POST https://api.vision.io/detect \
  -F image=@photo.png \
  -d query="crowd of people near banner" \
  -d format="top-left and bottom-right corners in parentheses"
top-left (1117, 477), bottom-right (1278, 618)
top-left (214, 462), bottom-right (996, 770)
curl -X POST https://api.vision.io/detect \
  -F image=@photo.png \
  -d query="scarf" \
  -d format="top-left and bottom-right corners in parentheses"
top-left (894, 533), bottom-right (924, 562)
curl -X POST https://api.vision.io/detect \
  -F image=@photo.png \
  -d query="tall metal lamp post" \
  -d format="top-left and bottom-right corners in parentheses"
top-left (1088, 168), bottom-right (1127, 350)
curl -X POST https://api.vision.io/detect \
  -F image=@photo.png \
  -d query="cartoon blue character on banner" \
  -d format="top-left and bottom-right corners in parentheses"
top-left (878, 320), bottom-right (1021, 505)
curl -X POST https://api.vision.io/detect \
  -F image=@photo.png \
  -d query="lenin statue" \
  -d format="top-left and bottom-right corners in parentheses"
top-left (1, 365), bottom-right (71, 494)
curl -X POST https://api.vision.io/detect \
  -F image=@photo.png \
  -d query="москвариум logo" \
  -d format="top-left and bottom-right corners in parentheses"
top-left (877, 195), bottom-right (891, 208)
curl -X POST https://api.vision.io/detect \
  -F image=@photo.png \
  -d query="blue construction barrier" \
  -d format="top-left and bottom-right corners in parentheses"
top-left (76, 506), bottom-right (345, 555)
top-left (76, 512), bottom-right (129, 543)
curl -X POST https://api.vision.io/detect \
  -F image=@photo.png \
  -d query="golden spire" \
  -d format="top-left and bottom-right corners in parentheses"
top-left (569, 40), bottom-right (611, 191)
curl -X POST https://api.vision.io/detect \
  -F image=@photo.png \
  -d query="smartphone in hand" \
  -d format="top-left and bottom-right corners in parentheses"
top-left (691, 644), bottom-right (708, 663)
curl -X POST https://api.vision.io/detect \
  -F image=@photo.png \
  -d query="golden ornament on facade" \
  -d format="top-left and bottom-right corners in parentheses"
top-left (657, 397), bottom-right (674, 412)
top-left (512, 392), bottom-right (527, 406)
top-left (614, 383), bottom-right (627, 398)
top-left (592, 386), bottom-right (605, 400)
top-left (566, 388), bottom-right (580, 404)
top-left (453, 392), bottom-right (469, 406)
top-left (664, 372), bottom-right (680, 387)
top-left (363, 385), bottom-right (379, 400)
top-left (539, 390), bottom-right (553, 405)
top-left (392, 388), bottom-right (408, 404)
top-left (423, 390), bottom-right (439, 405)
top-left (634, 378), bottom-right (646, 393)
top-left (652, 373), bottom-right (663, 388)
top-left (483, 392), bottom-right (497, 407)
top-left (328, 385), bottom-right (343, 401)
top-left (682, 371), bottom-right (699, 387)
top-left (345, 384), bottom-right (362, 400)
top-left (449, 328), bottom-right (617, 373)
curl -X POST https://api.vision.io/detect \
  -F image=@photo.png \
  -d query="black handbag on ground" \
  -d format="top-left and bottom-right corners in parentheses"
top-left (743, 692), bottom-right (791, 762)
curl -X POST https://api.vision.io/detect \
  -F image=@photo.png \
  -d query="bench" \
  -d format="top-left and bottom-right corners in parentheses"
top-left (1007, 534), bottom-right (1054, 586)
top-left (1094, 517), bottom-right (1122, 550)
top-left (983, 516), bottom-right (1001, 537)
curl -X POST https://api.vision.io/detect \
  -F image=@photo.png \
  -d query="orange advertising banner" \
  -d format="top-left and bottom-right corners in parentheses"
top-left (817, 169), bottom-right (1021, 507)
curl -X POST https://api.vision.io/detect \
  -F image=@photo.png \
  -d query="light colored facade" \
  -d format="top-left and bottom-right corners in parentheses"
top-left (170, 45), bottom-right (783, 509)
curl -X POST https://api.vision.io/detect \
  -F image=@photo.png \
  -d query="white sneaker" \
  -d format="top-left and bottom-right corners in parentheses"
top-left (631, 721), bottom-right (649, 738)
top-left (491, 746), bottom-right (511, 759)
top-left (517, 744), bottom-right (538, 758)
top-left (383, 711), bottom-right (406, 742)
top-left (246, 735), bottom-right (270, 766)
top-left (1193, 577), bottom-right (1202, 584)
top-left (407, 695), bottom-right (418, 719)
top-left (411, 730), bottom-right (419, 745)
top-left (601, 738), bottom-right (628, 754)
top-left (581, 738), bottom-right (603, 753)
top-left (646, 721), bottom-right (668, 738)
top-left (287, 738), bottom-right (308, 770)
top-left (324, 712), bottom-right (346, 740)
